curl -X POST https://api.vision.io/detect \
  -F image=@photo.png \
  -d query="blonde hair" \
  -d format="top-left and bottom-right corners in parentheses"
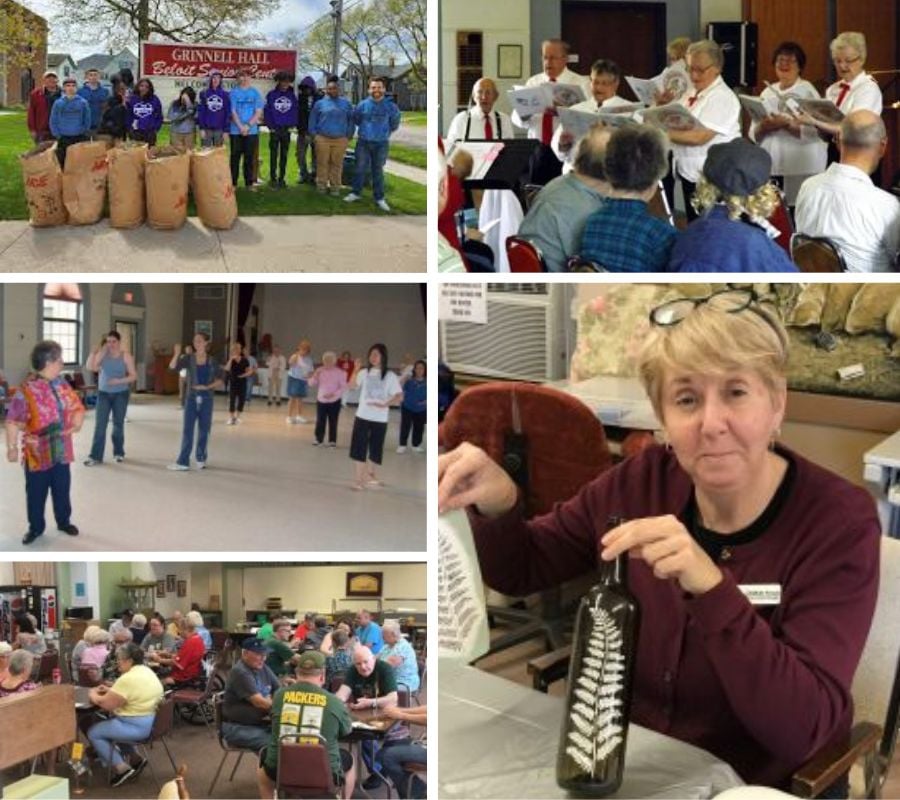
top-left (637, 299), bottom-right (788, 421)
top-left (186, 610), bottom-right (204, 628)
top-left (830, 31), bottom-right (866, 62)
top-left (667, 36), bottom-right (691, 61)
top-left (691, 176), bottom-right (780, 222)
top-left (85, 626), bottom-right (112, 645)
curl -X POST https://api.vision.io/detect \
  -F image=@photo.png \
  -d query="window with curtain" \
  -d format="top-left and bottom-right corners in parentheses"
top-left (42, 283), bottom-right (83, 365)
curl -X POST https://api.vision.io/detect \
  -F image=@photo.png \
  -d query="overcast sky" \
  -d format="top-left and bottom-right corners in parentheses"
top-left (20, 0), bottom-right (331, 59)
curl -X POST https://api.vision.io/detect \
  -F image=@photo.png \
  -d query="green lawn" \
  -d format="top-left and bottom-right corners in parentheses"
top-left (388, 143), bottom-right (427, 169)
top-left (0, 111), bottom-right (425, 219)
top-left (402, 111), bottom-right (427, 127)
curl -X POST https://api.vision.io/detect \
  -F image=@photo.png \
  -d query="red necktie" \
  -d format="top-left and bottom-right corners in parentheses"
top-left (687, 94), bottom-right (699, 108)
top-left (835, 81), bottom-right (851, 108)
top-left (484, 115), bottom-right (493, 140)
top-left (541, 78), bottom-right (556, 145)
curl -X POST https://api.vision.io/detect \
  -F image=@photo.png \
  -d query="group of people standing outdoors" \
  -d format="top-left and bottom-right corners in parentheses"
top-left (3, 334), bottom-right (427, 544)
top-left (27, 66), bottom-right (403, 208)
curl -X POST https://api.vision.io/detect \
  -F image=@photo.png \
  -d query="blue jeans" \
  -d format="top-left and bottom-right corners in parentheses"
top-left (88, 714), bottom-right (154, 768)
top-left (25, 462), bottom-right (71, 534)
top-left (89, 390), bottom-right (130, 461)
top-left (352, 139), bottom-right (389, 201)
top-left (221, 721), bottom-right (270, 752)
top-left (381, 744), bottom-right (426, 798)
top-left (177, 392), bottom-right (213, 466)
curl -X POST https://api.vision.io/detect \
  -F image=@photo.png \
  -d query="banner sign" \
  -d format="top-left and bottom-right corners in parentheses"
top-left (139, 41), bottom-right (300, 109)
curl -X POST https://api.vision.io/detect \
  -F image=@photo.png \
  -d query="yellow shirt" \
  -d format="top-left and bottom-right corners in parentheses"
top-left (111, 664), bottom-right (163, 717)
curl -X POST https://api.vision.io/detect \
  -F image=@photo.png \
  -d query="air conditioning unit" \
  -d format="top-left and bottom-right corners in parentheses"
top-left (440, 284), bottom-right (571, 382)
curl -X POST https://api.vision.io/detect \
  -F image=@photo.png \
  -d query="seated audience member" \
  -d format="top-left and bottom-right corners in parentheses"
top-left (379, 620), bottom-right (419, 692)
top-left (86, 643), bottom-right (164, 788)
top-left (304, 615), bottom-right (330, 650)
top-left (264, 619), bottom-right (299, 677)
top-left (257, 612), bottom-right (279, 641)
top-left (258, 651), bottom-right (356, 800)
top-left (187, 610), bottom-right (212, 651)
top-left (437, 150), bottom-right (467, 273)
top-left (80, 626), bottom-right (112, 672)
top-left (165, 610), bottom-right (183, 641)
top-left (0, 650), bottom-right (39, 697)
top-left (517, 125), bottom-right (612, 272)
top-left (321, 628), bottom-right (354, 686)
top-left (669, 138), bottom-right (797, 273)
top-left (0, 642), bottom-right (11, 682)
top-left (13, 611), bottom-right (47, 654)
top-left (291, 611), bottom-right (316, 645)
top-left (158, 614), bottom-right (204, 686)
top-left (552, 59), bottom-right (632, 171)
top-left (581, 125), bottom-right (677, 271)
top-left (795, 110), bottom-right (900, 273)
top-left (141, 616), bottom-right (176, 655)
top-left (103, 628), bottom-right (134, 682)
top-left (355, 609), bottom-right (383, 655)
top-left (380, 704), bottom-right (428, 799)
top-left (445, 78), bottom-right (512, 146)
top-left (109, 609), bottom-right (134, 636)
top-left (222, 637), bottom-right (280, 751)
top-left (129, 613), bottom-right (148, 646)
top-left (72, 625), bottom-right (101, 672)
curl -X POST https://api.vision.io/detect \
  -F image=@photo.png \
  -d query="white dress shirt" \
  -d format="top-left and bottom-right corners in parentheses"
top-left (551, 95), bottom-right (633, 172)
top-left (670, 75), bottom-right (741, 183)
top-left (445, 106), bottom-right (514, 148)
top-left (511, 67), bottom-right (592, 141)
top-left (825, 71), bottom-right (883, 115)
top-left (795, 163), bottom-right (900, 273)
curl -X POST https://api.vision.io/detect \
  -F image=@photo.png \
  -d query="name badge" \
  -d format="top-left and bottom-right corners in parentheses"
top-left (738, 583), bottom-right (782, 605)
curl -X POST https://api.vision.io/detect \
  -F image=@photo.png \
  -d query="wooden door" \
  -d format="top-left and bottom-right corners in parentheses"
top-left (561, 1), bottom-right (666, 95)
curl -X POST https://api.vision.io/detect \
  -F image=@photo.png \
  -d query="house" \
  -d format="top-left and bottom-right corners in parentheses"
top-left (75, 48), bottom-right (138, 85)
top-left (342, 60), bottom-right (425, 110)
top-left (0, 1), bottom-right (48, 106)
top-left (47, 53), bottom-right (77, 79)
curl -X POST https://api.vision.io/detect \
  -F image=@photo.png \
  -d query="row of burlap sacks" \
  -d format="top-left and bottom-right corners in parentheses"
top-left (20, 140), bottom-right (238, 230)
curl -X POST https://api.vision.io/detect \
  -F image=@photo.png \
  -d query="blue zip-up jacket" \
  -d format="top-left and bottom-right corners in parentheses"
top-left (77, 83), bottom-right (109, 129)
top-left (309, 95), bottom-right (355, 139)
top-left (49, 94), bottom-right (91, 138)
top-left (264, 87), bottom-right (298, 128)
top-left (353, 96), bottom-right (400, 142)
top-left (402, 378), bottom-right (426, 413)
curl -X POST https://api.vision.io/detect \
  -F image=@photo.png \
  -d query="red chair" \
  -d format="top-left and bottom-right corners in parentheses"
top-left (768, 193), bottom-right (794, 255)
top-left (275, 734), bottom-right (340, 799)
top-left (440, 382), bottom-right (613, 656)
top-left (506, 236), bottom-right (547, 272)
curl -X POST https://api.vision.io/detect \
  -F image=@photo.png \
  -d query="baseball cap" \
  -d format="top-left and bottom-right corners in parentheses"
top-left (62, 76), bottom-right (77, 86)
top-left (242, 636), bottom-right (270, 654)
top-left (296, 650), bottom-right (325, 671)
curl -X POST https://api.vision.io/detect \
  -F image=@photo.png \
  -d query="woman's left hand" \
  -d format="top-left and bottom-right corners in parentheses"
top-left (600, 515), bottom-right (723, 596)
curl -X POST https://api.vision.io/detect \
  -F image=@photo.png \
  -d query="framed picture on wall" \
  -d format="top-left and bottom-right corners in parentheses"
top-left (166, 574), bottom-right (176, 593)
top-left (177, 580), bottom-right (187, 598)
top-left (498, 44), bottom-right (523, 79)
top-left (346, 571), bottom-right (383, 597)
top-left (194, 320), bottom-right (213, 339)
top-left (156, 580), bottom-right (166, 599)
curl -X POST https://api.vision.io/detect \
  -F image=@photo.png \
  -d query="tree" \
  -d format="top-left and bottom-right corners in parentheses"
top-left (335, 2), bottom-right (389, 86)
top-left (51, 0), bottom-right (279, 52)
top-left (376, 0), bottom-right (425, 85)
top-left (0, 0), bottom-right (46, 70)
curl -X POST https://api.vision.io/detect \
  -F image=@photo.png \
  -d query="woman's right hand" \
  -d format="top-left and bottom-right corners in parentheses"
top-left (173, 343), bottom-right (182, 356)
top-left (438, 443), bottom-right (518, 517)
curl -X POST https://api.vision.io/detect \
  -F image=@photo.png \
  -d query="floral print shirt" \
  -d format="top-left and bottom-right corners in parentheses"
top-left (7, 376), bottom-right (84, 472)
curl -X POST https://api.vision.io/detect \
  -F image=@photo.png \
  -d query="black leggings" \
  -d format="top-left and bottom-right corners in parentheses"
top-left (399, 407), bottom-right (426, 447)
top-left (269, 127), bottom-right (291, 181)
top-left (315, 399), bottom-right (341, 444)
top-left (230, 134), bottom-right (258, 186)
top-left (229, 377), bottom-right (246, 413)
top-left (349, 417), bottom-right (387, 464)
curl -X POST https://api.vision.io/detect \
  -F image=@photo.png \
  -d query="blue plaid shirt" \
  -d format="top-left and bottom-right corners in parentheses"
top-left (580, 198), bottom-right (678, 272)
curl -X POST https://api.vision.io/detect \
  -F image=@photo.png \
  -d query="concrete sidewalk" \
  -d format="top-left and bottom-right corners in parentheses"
top-left (0, 215), bottom-right (426, 272)
top-left (385, 158), bottom-right (427, 184)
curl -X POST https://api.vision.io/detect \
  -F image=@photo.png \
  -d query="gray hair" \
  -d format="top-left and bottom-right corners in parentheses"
top-left (132, 613), bottom-right (147, 628)
top-left (85, 626), bottom-right (111, 645)
top-left (116, 642), bottom-right (144, 665)
top-left (573, 125), bottom-right (612, 181)
top-left (590, 59), bottom-right (621, 80)
top-left (322, 351), bottom-right (337, 364)
top-left (687, 39), bottom-right (724, 70)
top-left (605, 125), bottom-right (669, 192)
top-left (30, 340), bottom-right (63, 372)
top-left (841, 110), bottom-right (886, 149)
top-left (830, 31), bottom-right (866, 62)
top-left (186, 610), bottom-right (204, 628)
top-left (541, 39), bottom-right (570, 56)
top-left (381, 619), bottom-right (401, 636)
top-left (8, 649), bottom-right (34, 677)
top-left (113, 627), bottom-right (134, 643)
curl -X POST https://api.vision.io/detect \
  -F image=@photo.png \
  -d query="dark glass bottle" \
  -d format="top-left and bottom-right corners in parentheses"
top-left (556, 516), bottom-right (640, 796)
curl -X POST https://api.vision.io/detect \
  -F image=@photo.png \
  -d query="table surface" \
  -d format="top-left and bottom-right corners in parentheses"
top-left (864, 429), bottom-right (900, 468)
top-left (439, 663), bottom-right (743, 800)
top-left (549, 375), bottom-right (659, 432)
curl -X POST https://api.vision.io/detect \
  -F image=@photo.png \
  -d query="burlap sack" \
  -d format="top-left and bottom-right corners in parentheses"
top-left (108, 143), bottom-right (149, 229)
top-left (820, 284), bottom-right (861, 332)
top-left (19, 142), bottom-right (66, 227)
top-left (786, 284), bottom-right (828, 327)
top-left (845, 284), bottom-right (900, 335)
top-left (61, 140), bottom-right (110, 225)
top-left (191, 147), bottom-right (238, 230)
top-left (886, 297), bottom-right (900, 357)
top-left (146, 147), bottom-right (190, 230)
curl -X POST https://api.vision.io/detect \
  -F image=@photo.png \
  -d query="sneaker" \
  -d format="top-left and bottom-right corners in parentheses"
top-left (167, 463), bottom-right (189, 471)
top-left (58, 524), bottom-right (79, 536)
top-left (196, 461), bottom-right (207, 470)
top-left (114, 455), bottom-right (125, 463)
top-left (21, 530), bottom-right (43, 545)
top-left (110, 767), bottom-right (137, 788)
top-left (296, 416), bottom-right (309, 424)
top-left (362, 774), bottom-right (384, 791)
top-left (312, 441), bottom-right (321, 446)
top-left (131, 756), bottom-right (148, 776)
top-left (226, 418), bottom-right (236, 426)
top-left (413, 445), bottom-right (425, 453)
top-left (83, 458), bottom-right (100, 467)
top-left (328, 442), bottom-right (337, 448)
top-left (235, 417), bottom-right (242, 424)
top-left (396, 446), bottom-right (407, 454)
top-left (376, 199), bottom-right (391, 212)
top-left (344, 192), bottom-right (361, 203)
top-left (286, 416), bottom-right (295, 425)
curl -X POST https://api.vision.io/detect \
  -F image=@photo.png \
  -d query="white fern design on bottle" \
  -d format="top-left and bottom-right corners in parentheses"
top-left (564, 597), bottom-right (625, 777)
top-left (438, 527), bottom-right (481, 654)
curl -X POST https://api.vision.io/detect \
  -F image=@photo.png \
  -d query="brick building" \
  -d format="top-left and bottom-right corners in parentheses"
top-left (0, 0), bottom-right (48, 106)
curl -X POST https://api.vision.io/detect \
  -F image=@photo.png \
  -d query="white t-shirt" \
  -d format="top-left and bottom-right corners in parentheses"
top-left (445, 106), bottom-right (513, 147)
top-left (825, 71), bottom-right (883, 115)
top-left (670, 76), bottom-right (741, 183)
top-left (795, 163), bottom-right (900, 273)
top-left (355, 368), bottom-right (402, 423)
top-left (511, 68), bottom-right (592, 141)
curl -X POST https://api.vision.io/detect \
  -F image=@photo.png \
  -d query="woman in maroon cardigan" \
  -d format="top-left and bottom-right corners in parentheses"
top-left (438, 289), bottom-right (880, 794)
